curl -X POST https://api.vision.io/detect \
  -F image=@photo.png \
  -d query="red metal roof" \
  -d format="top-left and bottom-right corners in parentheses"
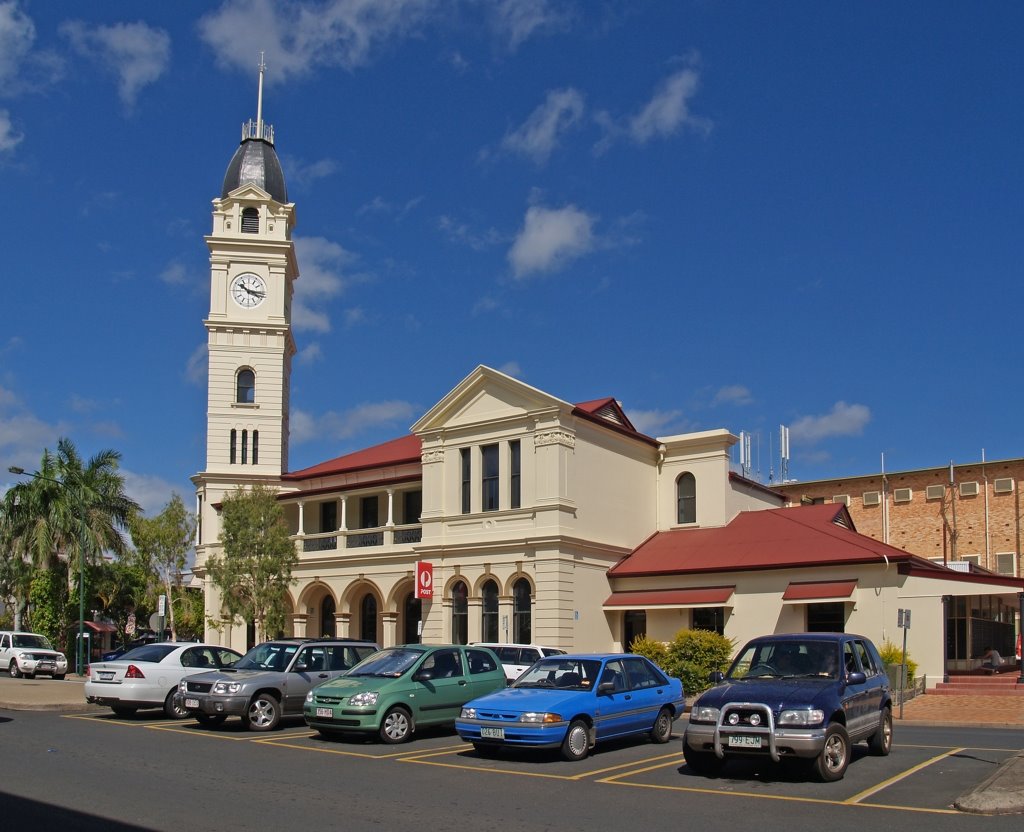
top-left (603, 586), bottom-right (736, 608)
top-left (782, 580), bottom-right (857, 601)
top-left (608, 503), bottom-right (924, 577)
top-left (283, 434), bottom-right (421, 480)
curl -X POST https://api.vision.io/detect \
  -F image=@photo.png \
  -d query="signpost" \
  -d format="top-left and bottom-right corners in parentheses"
top-left (896, 608), bottom-right (911, 718)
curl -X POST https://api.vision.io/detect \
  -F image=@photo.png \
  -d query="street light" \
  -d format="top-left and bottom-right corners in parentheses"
top-left (8, 465), bottom-right (88, 676)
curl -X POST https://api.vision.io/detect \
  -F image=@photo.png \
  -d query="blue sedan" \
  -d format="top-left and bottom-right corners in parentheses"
top-left (455, 653), bottom-right (685, 761)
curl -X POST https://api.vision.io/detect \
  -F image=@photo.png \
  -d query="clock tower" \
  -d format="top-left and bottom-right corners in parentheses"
top-left (200, 58), bottom-right (297, 483)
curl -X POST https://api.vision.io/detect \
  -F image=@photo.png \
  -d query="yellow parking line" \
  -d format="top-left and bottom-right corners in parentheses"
top-left (575, 752), bottom-right (683, 780)
top-left (61, 713), bottom-right (152, 728)
top-left (845, 747), bottom-right (966, 804)
top-left (401, 756), bottom-right (578, 780)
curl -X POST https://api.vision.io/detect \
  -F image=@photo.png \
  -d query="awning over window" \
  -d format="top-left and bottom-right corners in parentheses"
top-left (603, 586), bottom-right (735, 610)
top-left (782, 580), bottom-right (857, 602)
top-left (79, 620), bottom-right (118, 633)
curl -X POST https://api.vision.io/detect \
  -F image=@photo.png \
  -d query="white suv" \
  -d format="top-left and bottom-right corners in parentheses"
top-left (0, 631), bottom-right (69, 679)
top-left (472, 643), bottom-right (565, 683)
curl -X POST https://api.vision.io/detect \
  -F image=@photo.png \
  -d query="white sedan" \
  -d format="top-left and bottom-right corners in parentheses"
top-left (85, 642), bottom-right (242, 718)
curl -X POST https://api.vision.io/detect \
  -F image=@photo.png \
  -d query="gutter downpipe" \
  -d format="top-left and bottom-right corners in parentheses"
top-left (881, 453), bottom-right (889, 545)
top-left (983, 448), bottom-right (990, 567)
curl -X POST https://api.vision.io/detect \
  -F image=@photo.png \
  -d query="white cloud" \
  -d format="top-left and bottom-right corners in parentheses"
top-left (501, 87), bottom-right (584, 164)
top-left (508, 204), bottom-right (596, 278)
top-left (0, 1), bottom-right (34, 86)
top-left (0, 108), bottom-right (22, 152)
top-left (292, 235), bottom-right (366, 333)
top-left (0, 383), bottom-right (67, 474)
top-left (60, 20), bottom-right (171, 108)
top-left (438, 215), bottom-right (504, 250)
top-left (297, 343), bottom-right (324, 364)
top-left (290, 400), bottom-right (416, 445)
top-left (712, 385), bottom-right (753, 407)
top-left (285, 156), bottom-right (339, 187)
top-left (627, 408), bottom-right (684, 436)
top-left (496, 361), bottom-right (522, 378)
top-left (490, 0), bottom-right (572, 52)
top-left (198, 0), bottom-right (436, 81)
top-left (122, 469), bottom-right (182, 518)
top-left (790, 402), bottom-right (871, 444)
top-left (472, 296), bottom-right (500, 316)
top-left (185, 342), bottom-right (207, 386)
top-left (160, 262), bottom-right (190, 286)
top-left (595, 66), bottom-right (711, 154)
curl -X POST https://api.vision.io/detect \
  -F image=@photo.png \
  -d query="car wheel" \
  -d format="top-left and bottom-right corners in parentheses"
top-left (246, 693), bottom-right (281, 732)
top-left (812, 723), bottom-right (850, 782)
top-left (683, 742), bottom-right (725, 776)
top-left (111, 705), bottom-right (137, 717)
top-left (164, 689), bottom-right (189, 720)
top-left (195, 713), bottom-right (226, 728)
top-left (867, 708), bottom-right (893, 756)
top-left (379, 706), bottom-right (413, 744)
top-left (473, 743), bottom-right (501, 759)
top-left (8, 660), bottom-right (21, 679)
top-left (650, 707), bottom-right (673, 743)
top-left (560, 719), bottom-right (591, 761)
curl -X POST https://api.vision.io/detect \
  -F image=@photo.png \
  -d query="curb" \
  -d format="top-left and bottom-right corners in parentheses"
top-left (955, 752), bottom-right (1024, 815)
top-left (0, 701), bottom-right (100, 713)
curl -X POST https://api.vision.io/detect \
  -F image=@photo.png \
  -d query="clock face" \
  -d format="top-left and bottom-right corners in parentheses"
top-left (230, 273), bottom-right (266, 308)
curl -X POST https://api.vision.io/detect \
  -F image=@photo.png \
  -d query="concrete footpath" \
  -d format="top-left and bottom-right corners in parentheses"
top-left (1, 677), bottom-right (1022, 814)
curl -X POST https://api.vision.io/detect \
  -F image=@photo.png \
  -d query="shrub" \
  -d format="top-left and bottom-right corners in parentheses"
top-left (879, 640), bottom-right (917, 683)
top-left (628, 634), bottom-right (668, 669)
top-left (664, 629), bottom-right (735, 695)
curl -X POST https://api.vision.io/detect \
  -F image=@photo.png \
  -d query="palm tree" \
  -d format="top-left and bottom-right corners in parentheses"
top-left (2, 438), bottom-right (141, 640)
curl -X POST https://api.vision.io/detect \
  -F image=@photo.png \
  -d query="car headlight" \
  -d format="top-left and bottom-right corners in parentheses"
top-left (519, 712), bottom-right (561, 724)
top-left (778, 709), bottom-right (824, 727)
top-left (460, 707), bottom-right (477, 719)
top-left (305, 691), bottom-right (314, 703)
top-left (212, 682), bottom-right (242, 694)
top-left (348, 691), bottom-right (379, 707)
top-left (16, 651), bottom-right (29, 660)
top-left (689, 706), bottom-right (721, 724)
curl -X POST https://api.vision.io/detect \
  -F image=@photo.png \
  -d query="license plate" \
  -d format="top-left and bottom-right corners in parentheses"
top-left (316, 707), bottom-right (333, 718)
top-left (727, 735), bottom-right (762, 748)
top-left (39, 663), bottom-right (55, 670)
top-left (480, 727), bottom-right (505, 739)
top-left (185, 698), bottom-right (199, 709)
top-left (99, 672), bottom-right (114, 680)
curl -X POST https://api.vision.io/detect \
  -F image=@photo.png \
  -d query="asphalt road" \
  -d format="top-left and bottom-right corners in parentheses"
top-left (2, 709), bottom-right (1022, 831)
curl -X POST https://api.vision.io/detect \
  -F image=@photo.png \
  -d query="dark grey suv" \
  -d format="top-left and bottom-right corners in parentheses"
top-left (683, 632), bottom-right (893, 781)
top-left (177, 638), bottom-right (377, 731)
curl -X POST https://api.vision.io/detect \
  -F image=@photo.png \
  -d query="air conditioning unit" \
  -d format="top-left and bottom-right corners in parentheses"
top-left (925, 484), bottom-right (945, 500)
top-left (832, 494), bottom-right (850, 506)
top-left (996, 552), bottom-right (1017, 576)
top-left (959, 481), bottom-right (979, 497)
top-left (862, 491), bottom-right (881, 506)
top-left (893, 488), bottom-right (912, 503)
top-left (994, 477), bottom-right (1014, 494)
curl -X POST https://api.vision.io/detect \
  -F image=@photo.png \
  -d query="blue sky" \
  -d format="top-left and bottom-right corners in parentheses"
top-left (1, 0), bottom-right (1022, 515)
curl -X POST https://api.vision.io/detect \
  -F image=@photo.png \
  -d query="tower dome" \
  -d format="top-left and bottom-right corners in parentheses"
top-left (220, 55), bottom-right (288, 203)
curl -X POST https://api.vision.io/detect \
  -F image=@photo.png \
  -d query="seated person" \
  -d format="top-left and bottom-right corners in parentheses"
top-left (979, 646), bottom-right (1009, 673)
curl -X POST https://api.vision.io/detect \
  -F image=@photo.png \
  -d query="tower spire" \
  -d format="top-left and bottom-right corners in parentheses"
top-left (241, 51), bottom-right (274, 145)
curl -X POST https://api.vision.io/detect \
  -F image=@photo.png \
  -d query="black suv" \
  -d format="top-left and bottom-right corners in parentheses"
top-left (683, 632), bottom-right (892, 781)
top-left (177, 638), bottom-right (378, 731)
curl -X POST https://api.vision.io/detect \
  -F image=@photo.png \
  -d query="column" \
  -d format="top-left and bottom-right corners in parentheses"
top-left (1017, 592), bottom-right (1024, 684)
top-left (297, 500), bottom-right (306, 535)
top-left (941, 595), bottom-right (952, 684)
top-left (339, 496), bottom-right (348, 530)
top-left (381, 611), bottom-right (398, 648)
top-left (335, 612), bottom-right (351, 639)
top-left (498, 595), bottom-right (514, 643)
top-left (386, 488), bottom-right (395, 526)
top-left (468, 595), bottom-right (483, 645)
top-left (290, 613), bottom-right (308, 638)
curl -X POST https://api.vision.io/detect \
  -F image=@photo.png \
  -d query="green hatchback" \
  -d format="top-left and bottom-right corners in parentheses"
top-left (304, 644), bottom-right (506, 743)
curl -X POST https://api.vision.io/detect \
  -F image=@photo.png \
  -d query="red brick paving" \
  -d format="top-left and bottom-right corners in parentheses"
top-left (896, 693), bottom-right (1024, 726)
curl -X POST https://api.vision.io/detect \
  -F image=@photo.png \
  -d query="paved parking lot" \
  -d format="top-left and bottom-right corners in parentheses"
top-left (62, 711), bottom-right (1022, 815)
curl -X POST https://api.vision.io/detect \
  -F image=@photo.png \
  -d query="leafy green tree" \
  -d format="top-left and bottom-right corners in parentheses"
top-left (91, 557), bottom-right (149, 646)
top-left (129, 494), bottom-right (195, 641)
top-left (205, 484), bottom-right (297, 643)
top-left (172, 586), bottom-right (206, 641)
top-left (2, 438), bottom-right (140, 650)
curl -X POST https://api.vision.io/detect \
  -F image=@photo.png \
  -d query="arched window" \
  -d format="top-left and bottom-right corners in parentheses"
top-left (252, 430), bottom-right (259, 465)
top-left (451, 581), bottom-right (468, 645)
top-left (481, 580), bottom-right (499, 642)
top-left (236, 369), bottom-right (255, 404)
top-left (229, 429), bottom-right (237, 464)
top-left (241, 430), bottom-right (248, 464)
top-left (513, 578), bottom-right (531, 644)
top-left (677, 472), bottom-right (696, 524)
top-left (241, 207), bottom-right (259, 234)
top-left (360, 593), bottom-right (377, 643)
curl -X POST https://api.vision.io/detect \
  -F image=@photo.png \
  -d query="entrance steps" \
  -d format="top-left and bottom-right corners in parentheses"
top-left (929, 670), bottom-right (1024, 696)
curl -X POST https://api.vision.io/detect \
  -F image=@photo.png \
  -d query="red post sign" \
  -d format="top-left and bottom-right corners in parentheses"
top-left (415, 561), bottom-right (433, 599)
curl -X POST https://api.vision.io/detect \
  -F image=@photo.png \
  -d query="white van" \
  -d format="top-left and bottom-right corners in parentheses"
top-left (472, 643), bottom-right (565, 683)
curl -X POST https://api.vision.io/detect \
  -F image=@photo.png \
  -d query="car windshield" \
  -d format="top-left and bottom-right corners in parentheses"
top-left (234, 643), bottom-right (299, 672)
top-left (12, 634), bottom-right (54, 650)
top-left (512, 658), bottom-right (601, 691)
top-left (727, 639), bottom-right (838, 680)
top-left (346, 647), bottom-right (424, 677)
top-left (118, 644), bottom-right (179, 663)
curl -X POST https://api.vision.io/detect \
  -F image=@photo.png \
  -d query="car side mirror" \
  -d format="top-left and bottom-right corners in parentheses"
top-left (293, 661), bottom-right (308, 672)
top-left (597, 681), bottom-right (616, 695)
top-left (708, 671), bottom-right (725, 684)
top-left (413, 669), bottom-right (433, 682)
top-left (846, 671), bottom-right (866, 685)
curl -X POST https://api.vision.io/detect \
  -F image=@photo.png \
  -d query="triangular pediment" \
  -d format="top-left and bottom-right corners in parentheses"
top-left (220, 183), bottom-right (274, 203)
top-left (412, 365), bottom-right (570, 434)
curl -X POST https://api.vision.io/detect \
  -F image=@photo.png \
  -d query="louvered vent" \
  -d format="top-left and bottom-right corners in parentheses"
top-left (893, 488), bottom-right (912, 503)
top-left (862, 491), bottom-right (881, 506)
top-left (832, 494), bottom-right (850, 506)
top-left (925, 484), bottom-right (945, 500)
top-left (959, 481), bottom-right (979, 497)
top-left (241, 207), bottom-right (260, 233)
top-left (594, 403), bottom-right (623, 425)
top-left (994, 478), bottom-right (1014, 494)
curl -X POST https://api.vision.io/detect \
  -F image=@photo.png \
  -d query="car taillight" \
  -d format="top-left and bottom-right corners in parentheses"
top-left (85, 665), bottom-right (91, 677)
top-left (125, 665), bottom-right (145, 678)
